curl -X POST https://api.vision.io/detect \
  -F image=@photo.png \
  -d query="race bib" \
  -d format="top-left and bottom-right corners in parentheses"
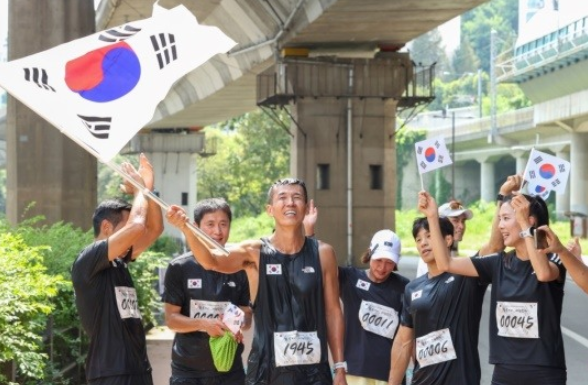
top-left (189, 300), bottom-right (229, 320)
top-left (358, 300), bottom-right (399, 339)
top-left (496, 301), bottom-right (538, 338)
top-left (274, 330), bottom-right (321, 367)
top-left (416, 328), bottom-right (457, 368)
top-left (114, 286), bottom-right (141, 319)
top-left (223, 303), bottom-right (245, 335)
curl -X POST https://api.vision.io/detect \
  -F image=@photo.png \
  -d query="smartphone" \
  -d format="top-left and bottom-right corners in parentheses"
top-left (534, 228), bottom-right (548, 249)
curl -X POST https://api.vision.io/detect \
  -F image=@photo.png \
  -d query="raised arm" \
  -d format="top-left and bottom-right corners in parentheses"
top-left (388, 325), bottom-right (414, 385)
top-left (540, 226), bottom-right (588, 293)
top-left (319, 242), bottom-right (347, 385)
top-left (479, 174), bottom-right (522, 255)
top-left (418, 191), bottom-right (478, 277)
top-left (511, 195), bottom-right (560, 282)
top-left (166, 205), bottom-right (258, 274)
top-left (106, 161), bottom-right (149, 261)
top-left (130, 153), bottom-right (163, 259)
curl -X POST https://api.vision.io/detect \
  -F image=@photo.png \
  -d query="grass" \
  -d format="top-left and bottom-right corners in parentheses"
top-left (396, 201), bottom-right (585, 257)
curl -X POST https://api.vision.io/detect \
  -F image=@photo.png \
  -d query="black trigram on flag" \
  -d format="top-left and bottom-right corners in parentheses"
top-left (533, 155), bottom-right (543, 164)
top-left (420, 161), bottom-right (427, 170)
top-left (438, 155), bottom-right (445, 164)
top-left (434, 140), bottom-right (440, 149)
top-left (150, 33), bottom-right (178, 69)
top-left (78, 115), bottom-right (112, 139)
top-left (416, 146), bottom-right (423, 155)
top-left (558, 164), bottom-right (566, 172)
top-left (99, 25), bottom-right (142, 43)
top-left (529, 170), bottom-right (537, 179)
top-left (23, 68), bottom-right (55, 92)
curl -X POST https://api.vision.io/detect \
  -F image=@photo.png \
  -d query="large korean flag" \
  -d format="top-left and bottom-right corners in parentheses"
top-left (523, 148), bottom-right (571, 195)
top-left (414, 136), bottom-right (453, 174)
top-left (0, 4), bottom-right (236, 162)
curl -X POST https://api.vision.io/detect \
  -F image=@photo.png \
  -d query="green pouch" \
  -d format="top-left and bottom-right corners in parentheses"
top-left (209, 331), bottom-right (238, 372)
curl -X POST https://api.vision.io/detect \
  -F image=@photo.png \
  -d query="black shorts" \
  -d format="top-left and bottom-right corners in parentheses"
top-left (491, 364), bottom-right (566, 385)
top-left (170, 370), bottom-right (245, 385)
top-left (89, 372), bottom-right (154, 385)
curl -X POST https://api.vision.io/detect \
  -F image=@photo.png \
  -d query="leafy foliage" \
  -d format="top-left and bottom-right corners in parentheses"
top-left (0, 232), bottom-right (64, 383)
top-left (197, 108), bottom-right (291, 217)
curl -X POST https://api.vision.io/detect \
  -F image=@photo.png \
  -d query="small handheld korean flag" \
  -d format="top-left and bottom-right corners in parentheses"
top-left (522, 148), bottom-right (570, 197)
top-left (0, 4), bottom-right (236, 162)
top-left (415, 136), bottom-right (453, 174)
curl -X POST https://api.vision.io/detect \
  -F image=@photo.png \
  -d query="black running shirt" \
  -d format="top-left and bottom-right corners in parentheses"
top-left (162, 253), bottom-right (249, 378)
top-left (338, 267), bottom-right (409, 381)
top-left (71, 240), bottom-right (151, 381)
top-left (470, 251), bottom-right (566, 369)
top-left (401, 271), bottom-right (486, 385)
top-left (246, 237), bottom-right (332, 385)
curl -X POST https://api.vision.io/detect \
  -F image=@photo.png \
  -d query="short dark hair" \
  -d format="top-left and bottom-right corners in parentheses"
top-left (193, 198), bottom-right (232, 225)
top-left (92, 198), bottom-right (132, 237)
top-left (502, 194), bottom-right (549, 227)
top-left (412, 216), bottom-right (455, 242)
top-left (266, 178), bottom-right (308, 204)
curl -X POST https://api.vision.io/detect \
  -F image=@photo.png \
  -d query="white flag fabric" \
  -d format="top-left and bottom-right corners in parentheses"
top-left (523, 148), bottom-right (570, 195)
top-left (0, 4), bottom-right (236, 162)
top-left (414, 136), bottom-right (453, 174)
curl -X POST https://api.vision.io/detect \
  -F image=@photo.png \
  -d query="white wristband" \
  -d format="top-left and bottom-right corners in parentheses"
top-left (333, 361), bottom-right (347, 372)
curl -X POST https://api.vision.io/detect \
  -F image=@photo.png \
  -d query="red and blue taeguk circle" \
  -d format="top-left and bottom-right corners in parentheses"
top-left (65, 41), bottom-right (141, 103)
top-left (425, 147), bottom-right (436, 162)
top-left (535, 185), bottom-right (547, 193)
top-left (538, 163), bottom-right (556, 180)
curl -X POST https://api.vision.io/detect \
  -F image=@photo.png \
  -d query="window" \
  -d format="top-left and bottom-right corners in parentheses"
top-left (370, 165), bottom-right (383, 190)
top-left (181, 192), bottom-right (188, 206)
top-left (317, 164), bottom-right (330, 190)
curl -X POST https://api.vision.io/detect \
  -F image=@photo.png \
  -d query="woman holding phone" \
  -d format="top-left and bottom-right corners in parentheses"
top-left (418, 191), bottom-right (567, 385)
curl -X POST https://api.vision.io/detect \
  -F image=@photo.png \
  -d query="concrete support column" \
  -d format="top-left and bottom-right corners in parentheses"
top-left (480, 159), bottom-right (495, 202)
top-left (291, 98), bottom-right (397, 266)
top-left (6, 1), bottom-right (96, 228)
top-left (555, 149), bottom-right (570, 219)
top-left (512, 150), bottom-right (528, 174)
top-left (570, 133), bottom-right (588, 215)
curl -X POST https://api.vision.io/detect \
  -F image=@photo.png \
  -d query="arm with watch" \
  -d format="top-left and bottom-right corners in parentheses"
top-left (511, 195), bottom-right (561, 282)
top-left (479, 174), bottom-right (522, 256)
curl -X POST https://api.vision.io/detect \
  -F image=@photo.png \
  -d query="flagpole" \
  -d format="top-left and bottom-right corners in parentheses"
top-left (520, 147), bottom-right (534, 194)
top-left (105, 160), bottom-right (229, 256)
top-left (420, 173), bottom-right (425, 192)
top-left (37, 119), bottom-right (229, 256)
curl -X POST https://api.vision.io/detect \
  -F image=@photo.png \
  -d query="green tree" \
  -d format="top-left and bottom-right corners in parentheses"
top-left (197, 108), bottom-right (291, 217)
top-left (461, 0), bottom-right (518, 72)
top-left (451, 38), bottom-right (480, 75)
top-left (410, 28), bottom-right (451, 74)
top-left (0, 233), bottom-right (64, 383)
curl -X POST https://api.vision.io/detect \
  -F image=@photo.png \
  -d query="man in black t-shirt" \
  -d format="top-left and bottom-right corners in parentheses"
top-left (162, 198), bottom-right (252, 385)
top-left (71, 154), bottom-right (164, 385)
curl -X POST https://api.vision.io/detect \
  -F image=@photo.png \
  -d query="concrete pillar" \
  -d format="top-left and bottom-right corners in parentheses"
top-left (555, 149), bottom-right (570, 219)
top-left (145, 152), bottom-right (197, 238)
top-left (570, 133), bottom-right (588, 215)
top-left (6, 1), bottom-right (96, 228)
top-left (512, 149), bottom-right (528, 174)
top-left (480, 159), bottom-right (495, 202)
top-left (291, 97), bottom-right (397, 266)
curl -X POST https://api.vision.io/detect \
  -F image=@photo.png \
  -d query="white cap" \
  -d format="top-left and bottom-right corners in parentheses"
top-left (369, 230), bottom-right (401, 265)
top-left (438, 202), bottom-right (473, 220)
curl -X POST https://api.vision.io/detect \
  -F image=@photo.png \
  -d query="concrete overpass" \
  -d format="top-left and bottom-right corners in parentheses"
top-left (5, 0), bottom-right (490, 264)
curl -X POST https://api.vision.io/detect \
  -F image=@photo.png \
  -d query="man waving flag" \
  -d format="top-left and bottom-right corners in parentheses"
top-left (0, 4), bottom-right (236, 162)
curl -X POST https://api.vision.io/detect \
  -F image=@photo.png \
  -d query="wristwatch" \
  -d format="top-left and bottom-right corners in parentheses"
top-left (519, 226), bottom-right (535, 239)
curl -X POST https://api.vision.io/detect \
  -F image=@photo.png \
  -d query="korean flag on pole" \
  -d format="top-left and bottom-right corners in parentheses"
top-left (415, 136), bottom-right (453, 174)
top-left (0, 4), bottom-right (236, 162)
top-left (523, 148), bottom-right (570, 197)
